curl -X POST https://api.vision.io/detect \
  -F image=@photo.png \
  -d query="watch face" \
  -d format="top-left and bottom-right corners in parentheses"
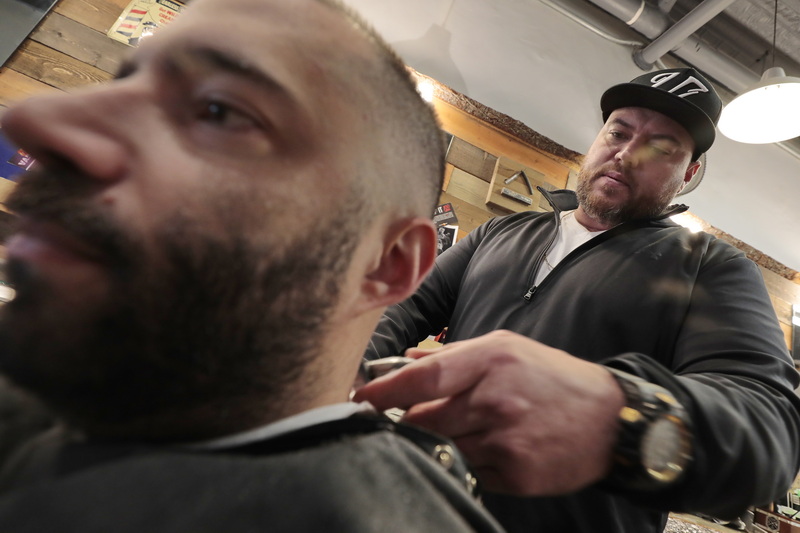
top-left (642, 415), bottom-right (690, 482)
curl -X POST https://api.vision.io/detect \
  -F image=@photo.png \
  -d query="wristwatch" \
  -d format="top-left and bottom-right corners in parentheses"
top-left (605, 367), bottom-right (693, 491)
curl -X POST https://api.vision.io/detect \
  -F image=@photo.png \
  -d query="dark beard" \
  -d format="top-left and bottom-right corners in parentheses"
top-left (575, 165), bottom-right (680, 226)
top-left (0, 169), bottom-right (362, 439)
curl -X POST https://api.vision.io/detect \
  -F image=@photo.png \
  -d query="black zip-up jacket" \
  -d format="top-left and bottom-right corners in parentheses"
top-left (367, 188), bottom-right (800, 533)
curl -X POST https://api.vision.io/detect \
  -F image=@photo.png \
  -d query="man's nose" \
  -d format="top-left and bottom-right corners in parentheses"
top-left (614, 143), bottom-right (640, 168)
top-left (0, 85), bottom-right (132, 182)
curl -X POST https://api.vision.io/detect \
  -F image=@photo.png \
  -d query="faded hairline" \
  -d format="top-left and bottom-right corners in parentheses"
top-left (313, 0), bottom-right (446, 219)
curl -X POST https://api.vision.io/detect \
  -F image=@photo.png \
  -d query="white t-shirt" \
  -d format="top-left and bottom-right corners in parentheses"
top-left (533, 210), bottom-right (607, 286)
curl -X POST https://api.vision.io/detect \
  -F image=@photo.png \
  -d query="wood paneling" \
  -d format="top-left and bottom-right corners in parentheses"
top-left (32, 12), bottom-right (129, 74)
top-left (762, 266), bottom-right (800, 349)
top-left (0, 0), bottom-right (124, 109)
top-left (446, 137), bottom-right (498, 183)
top-left (447, 169), bottom-right (491, 212)
top-left (434, 98), bottom-right (578, 181)
top-left (435, 96), bottom-right (573, 241)
top-left (54, 0), bottom-right (132, 33)
top-left (762, 266), bottom-right (800, 309)
top-left (5, 41), bottom-right (112, 90)
top-left (0, 69), bottom-right (58, 108)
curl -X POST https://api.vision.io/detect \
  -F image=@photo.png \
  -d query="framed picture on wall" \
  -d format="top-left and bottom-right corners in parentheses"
top-left (108, 0), bottom-right (188, 47)
top-left (437, 224), bottom-right (458, 255)
top-left (0, 128), bottom-right (36, 182)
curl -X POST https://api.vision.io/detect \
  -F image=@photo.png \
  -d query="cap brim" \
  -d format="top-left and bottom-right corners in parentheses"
top-left (601, 83), bottom-right (716, 159)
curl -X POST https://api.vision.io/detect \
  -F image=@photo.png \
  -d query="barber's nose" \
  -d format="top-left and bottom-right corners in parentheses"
top-left (0, 85), bottom-right (132, 182)
top-left (614, 143), bottom-right (640, 168)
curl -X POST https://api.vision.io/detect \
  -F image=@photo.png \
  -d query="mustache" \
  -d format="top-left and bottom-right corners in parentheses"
top-left (582, 162), bottom-right (635, 187)
top-left (589, 162), bottom-right (624, 180)
top-left (5, 168), bottom-right (137, 267)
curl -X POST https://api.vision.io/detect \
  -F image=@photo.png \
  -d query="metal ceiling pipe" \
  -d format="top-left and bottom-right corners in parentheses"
top-left (583, 0), bottom-right (670, 38)
top-left (583, 0), bottom-right (760, 92)
top-left (657, 37), bottom-right (760, 92)
top-left (569, 0), bottom-right (799, 156)
top-left (634, 0), bottom-right (739, 69)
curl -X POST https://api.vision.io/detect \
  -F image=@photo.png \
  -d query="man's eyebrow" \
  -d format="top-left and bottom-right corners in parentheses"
top-left (117, 46), bottom-right (292, 99)
top-left (609, 117), bottom-right (682, 146)
top-left (609, 117), bottom-right (631, 129)
top-left (179, 46), bottom-right (290, 94)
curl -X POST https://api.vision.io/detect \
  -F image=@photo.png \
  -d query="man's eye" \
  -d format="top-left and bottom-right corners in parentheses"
top-left (197, 100), bottom-right (258, 130)
top-left (650, 145), bottom-right (671, 156)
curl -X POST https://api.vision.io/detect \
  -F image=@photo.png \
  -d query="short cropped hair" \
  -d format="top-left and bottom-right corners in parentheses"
top-left (316, 0), bottom-right (446, 220)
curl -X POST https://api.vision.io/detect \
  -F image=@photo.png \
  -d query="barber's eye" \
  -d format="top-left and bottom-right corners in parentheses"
top-left (650, 146), bottom-right (671, 156)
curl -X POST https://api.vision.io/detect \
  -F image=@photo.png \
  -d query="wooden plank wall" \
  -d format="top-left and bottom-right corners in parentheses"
top-left (433, 98), bottom-right (579, 239)
top-left (0, 0), bottom-right (796, 351)
top-left (763, 268), bottom-right (800, 350)
top-left (0, 0), bottom-right (129, 112)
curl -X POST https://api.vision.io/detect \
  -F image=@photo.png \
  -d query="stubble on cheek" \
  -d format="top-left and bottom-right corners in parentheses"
top-left (578, 168), bottom-right (630, 206)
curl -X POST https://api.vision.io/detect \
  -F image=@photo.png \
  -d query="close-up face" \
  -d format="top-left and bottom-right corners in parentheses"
top-left (6, 0), bottom-right (375, 258)
top-left (0, 0), bottom-right (380, 428)
top-left (576, 107), bottom-right (699, 225)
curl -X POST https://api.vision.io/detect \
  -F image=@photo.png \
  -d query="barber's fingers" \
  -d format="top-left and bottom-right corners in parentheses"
top-left (392, 402), bottom-right (548, 496)
top-left (356, 330), bottom-right (549, 410)
top-left (353, 347), bottom-right (490, 411)
top-left (399, 394), bottom-right (533, 492)
top-left (402, 390), bottom-right (489, 438)
top-left (402, 343), bottom-right (469, 360)
top-left (403, 346), bottom-right (441, 359)
top-left (449, 432), bottom-right (536, 495)
top-left (403, 334), bottom-right (495, 359)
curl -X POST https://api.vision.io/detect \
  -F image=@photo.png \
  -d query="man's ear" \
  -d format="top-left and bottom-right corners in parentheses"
top-left (360, 217), bottom-right (437, 311)
top-left (675, 160), bottom-right (700, 194)
top-left (683, 160), bottom-right (701, 186)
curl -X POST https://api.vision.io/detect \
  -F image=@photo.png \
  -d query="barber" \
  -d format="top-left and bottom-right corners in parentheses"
top-left (356, 67), bottom-right (800, 533)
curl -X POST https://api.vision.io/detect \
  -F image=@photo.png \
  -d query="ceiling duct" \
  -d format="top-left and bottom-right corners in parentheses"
top-left (634, 0), bottom-right (737, 69)
top-left (578, 0), bottom-right (800, 153)
top-left (584, 0), bottom-right (760, 92)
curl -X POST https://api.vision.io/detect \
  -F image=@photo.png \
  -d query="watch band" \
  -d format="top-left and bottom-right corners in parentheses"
top-left (605, 368), bottom-right (693, 491)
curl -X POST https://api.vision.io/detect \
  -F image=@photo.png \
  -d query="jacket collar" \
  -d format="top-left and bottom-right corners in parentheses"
top-left (538, 187), bottom-right (689, 222)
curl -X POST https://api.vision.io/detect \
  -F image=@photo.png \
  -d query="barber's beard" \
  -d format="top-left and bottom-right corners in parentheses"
top-left (0, 169), bottom-right (362, 437)
top-left (575, 165), bottom-right (682, 226)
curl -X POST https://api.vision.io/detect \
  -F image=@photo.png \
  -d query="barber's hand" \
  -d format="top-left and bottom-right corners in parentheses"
top-left (353, 330), bottom-right (624, 496)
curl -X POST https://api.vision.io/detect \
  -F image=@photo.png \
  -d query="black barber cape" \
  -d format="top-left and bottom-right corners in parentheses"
top-left (0, 414), bottom-right (505, 532)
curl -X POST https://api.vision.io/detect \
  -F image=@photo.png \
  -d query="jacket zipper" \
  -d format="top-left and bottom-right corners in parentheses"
top-left (520, 193), bottom-right (690, 302)
top-left (523, 204), bottom-right (562, 301)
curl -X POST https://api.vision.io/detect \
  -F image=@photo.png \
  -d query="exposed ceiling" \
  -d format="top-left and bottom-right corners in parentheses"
top-left (343, 0), bottom-right (800, 273)
top-left (674, 0), bottom-right (800, 79)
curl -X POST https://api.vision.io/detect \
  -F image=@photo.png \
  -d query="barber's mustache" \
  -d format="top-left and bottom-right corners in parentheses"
top-left (587, 163), bottom-right (635, 185)
top-left (5, 168), bottom-right (136, 267)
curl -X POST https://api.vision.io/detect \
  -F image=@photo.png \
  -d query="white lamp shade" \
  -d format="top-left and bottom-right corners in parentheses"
top-left (718, 67), bottom-right (800, 144)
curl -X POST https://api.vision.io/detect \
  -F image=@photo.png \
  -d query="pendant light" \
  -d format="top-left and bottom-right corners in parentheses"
top-left (718, 0), bottom-right (800, 144)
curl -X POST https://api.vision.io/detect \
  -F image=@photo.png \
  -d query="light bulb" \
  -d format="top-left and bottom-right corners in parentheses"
top-left (719, 67), bottom-right (800, 144)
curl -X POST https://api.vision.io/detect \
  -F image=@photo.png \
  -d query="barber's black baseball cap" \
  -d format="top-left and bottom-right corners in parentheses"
top-left (601, 68), bottom-right (722, 161)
